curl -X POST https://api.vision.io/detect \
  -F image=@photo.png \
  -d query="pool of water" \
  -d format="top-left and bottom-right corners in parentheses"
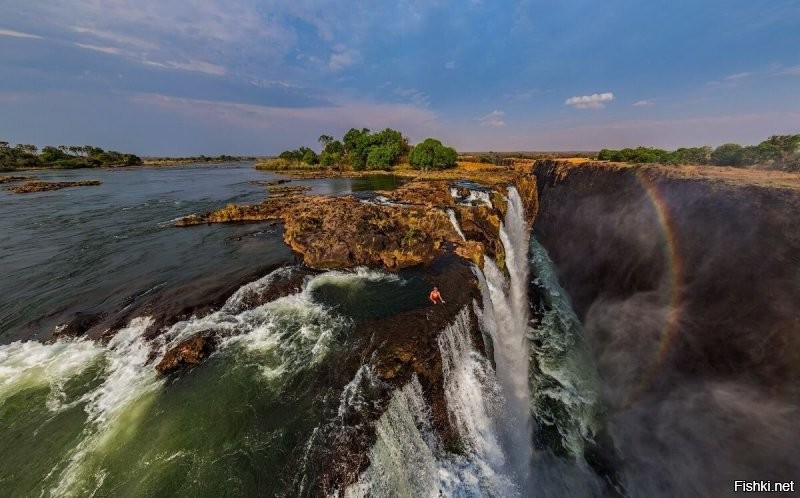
top-left (0, 163), bottom-right (406, 342)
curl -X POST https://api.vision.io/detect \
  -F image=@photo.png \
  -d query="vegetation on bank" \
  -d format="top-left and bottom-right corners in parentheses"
top-left (142, 155), bottom-right (255, 166)
top-left (256, 128), bottom-right (458, 172)
top-left (1, 141), bottom-right (142, 170)
top-left (597, 134), bottom-right (800, 172)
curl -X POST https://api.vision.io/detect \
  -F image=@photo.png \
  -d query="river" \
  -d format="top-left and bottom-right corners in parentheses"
top-left (0, 164), bottom-right (606, 497)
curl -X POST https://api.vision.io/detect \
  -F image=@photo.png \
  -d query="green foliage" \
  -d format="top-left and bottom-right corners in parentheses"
top-left (366, 144), bottom-right (400, 170)
top-left (276, 127), bottom-right (411, 171)
top-left (0, 141), bottom-right (142, 170)
top-left (597, 147), bottom-right (670, 164)
top-left (302, 148), bottom-right (318, 165)
top-left (409, 138), bottom-right (458, 170)
top-left (710, 143), bottom-right (745, 167)
top-left (597, 134), bottom-right (799, 170)
top-left (670, 146), bottom-right (712, 165)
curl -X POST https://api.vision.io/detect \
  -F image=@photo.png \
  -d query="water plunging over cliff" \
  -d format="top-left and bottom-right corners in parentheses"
top-left (472, 187), bottom-right (535, 486)
top-left (346, 308), bottom-right (516, 497)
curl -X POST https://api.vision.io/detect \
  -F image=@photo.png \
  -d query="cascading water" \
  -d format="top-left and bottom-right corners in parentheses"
top-left (446, 209), bottom-right (466, 241)
top-left (346, 308), bottom-right (517, 497)
top-left (0, 267), bottom-right (393, 497)
top-left (472, 187), bottom-right (535, 486)
top-left (527, 237), bottom-right (601, 458)
top-left (1, 183), bottom-right (610, 497)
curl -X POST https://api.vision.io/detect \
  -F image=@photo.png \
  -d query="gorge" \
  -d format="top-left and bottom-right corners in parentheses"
top-left (0, 160), bottom-right (798, 497)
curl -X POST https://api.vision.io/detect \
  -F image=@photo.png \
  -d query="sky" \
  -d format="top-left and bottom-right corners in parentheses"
top-left (0, 0), bottom-right (799, 155)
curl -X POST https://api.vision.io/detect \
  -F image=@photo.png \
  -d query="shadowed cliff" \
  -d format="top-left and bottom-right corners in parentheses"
top-left (531, 160), bottom-right (800, 496)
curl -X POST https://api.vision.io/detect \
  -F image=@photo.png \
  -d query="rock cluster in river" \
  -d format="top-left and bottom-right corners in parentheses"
top-left (177, 176), bottom-right (538, 272)
top-left (8, 180), bottom-right (102, 193)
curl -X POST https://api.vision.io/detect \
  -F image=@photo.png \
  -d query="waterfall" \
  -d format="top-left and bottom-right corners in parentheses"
top-left (528, 237), bottom-right (601, 458)
top-left (347, 308), bottom-right (517, 497)
top-left (472, 186), bottom-right (535, 486)
top-left (446, 209), bottom-right (466, 241)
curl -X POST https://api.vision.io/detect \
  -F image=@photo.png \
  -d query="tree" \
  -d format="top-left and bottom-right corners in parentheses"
top-left (671, 146), bottom-right (711, 165)
top-left (711, 143), bottom-right (745, 167)
top-left (366, 144), bottom-right (400, 170)
top-left (343, 128), bottom-right (371, 170)
top-left (409, 138), bottom-right (458, 170)
top-left (302, 148), bottom-right (318, 165)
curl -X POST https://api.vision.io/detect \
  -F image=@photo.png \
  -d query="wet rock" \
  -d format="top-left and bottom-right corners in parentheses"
top-left (312, 256), bottom-right (484, 494)
top-left (175, 179), bottom-right (520, 272)
top-left (266, 184), bottom-right (310, 196)
top-left (383, 180), bottom-right (455, 207)
top-left (8, 180), bottom-right (102, 193)
top-left (155, 334), bottom-right (218, 375)
top-left (53, 312), bottom-right (107, 340)
top-left (0, 175), bottom-right (35, 184)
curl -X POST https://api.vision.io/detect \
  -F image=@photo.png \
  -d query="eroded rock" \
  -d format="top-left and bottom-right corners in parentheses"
top-left (8, 180), bottom-right (102, 193)
top-left (156, 334), bottom-right (218, 374)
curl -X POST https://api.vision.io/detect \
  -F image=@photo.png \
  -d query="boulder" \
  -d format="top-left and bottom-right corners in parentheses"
top-left (156, 334), bottom-right (217, 374)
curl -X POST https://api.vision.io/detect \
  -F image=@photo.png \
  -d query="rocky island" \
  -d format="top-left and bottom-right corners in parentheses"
top-left (8, 180), bottom-right (102, 193)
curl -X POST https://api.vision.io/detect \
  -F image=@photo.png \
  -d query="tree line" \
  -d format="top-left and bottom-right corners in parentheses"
top-left (0, 141), bottom-right (142, 170)
top-left (258, 128), bottom-right (457, 171)
top-left (597, 134), bottom-right (800, 172)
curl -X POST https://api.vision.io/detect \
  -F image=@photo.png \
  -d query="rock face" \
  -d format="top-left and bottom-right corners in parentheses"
top-left (155, 334), bottom-right (218, 374)
top-left (8, 180), bottom-right (102, 193)
top-left (176, 177), bottom-right (538, 272)
top-left (532, 159), bottom-right (800, 496)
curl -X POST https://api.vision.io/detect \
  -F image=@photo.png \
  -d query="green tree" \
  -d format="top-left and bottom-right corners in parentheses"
top-left (711, 143), bottom-right (745, 167)
top-left (366, 144), bottom-right (400, 170)
top-left (343, 128), bottom-right (371, 170)
top-left (301, 148), bottom-right (318, 165)
top-left (409, 138), bottom-right (458, 170)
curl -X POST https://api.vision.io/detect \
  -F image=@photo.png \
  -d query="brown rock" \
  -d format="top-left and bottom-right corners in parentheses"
top-left (155, 334), bottom-right (217, 374)
top-left (9, 180), bottom-right (102, 193)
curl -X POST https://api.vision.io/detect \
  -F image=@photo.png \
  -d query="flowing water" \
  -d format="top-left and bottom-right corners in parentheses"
top-left (1, 169), bottom-right (610, 496)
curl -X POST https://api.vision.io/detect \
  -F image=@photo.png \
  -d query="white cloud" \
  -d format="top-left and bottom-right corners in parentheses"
top-left (724, 72), bottom-right (752, 81)
top-left (477, 110), bottom-right (506, 128)
top-left (444, 60), bottom-right (456, 70)
top-left (329, 45), bottom-right (362, 70)
top-left (131, 93), bottom-right (439, 138)
top-left (565, 92), bottom-right (615, 109)
top-left (162, 60), bottom-right (226, 76)
top-left (632, 99), bottom-right (654, 107)
top-left (0, 28), bottom-right (41, 39)
top-left (75, 43), bottom-right (122, 55)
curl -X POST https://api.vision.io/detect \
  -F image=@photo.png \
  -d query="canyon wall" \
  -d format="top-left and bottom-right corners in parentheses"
top-left (530, 160), bottom-right (800, 496)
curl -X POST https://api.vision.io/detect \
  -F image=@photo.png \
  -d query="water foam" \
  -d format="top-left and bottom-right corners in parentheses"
top-left (50, 317), bottom-right (163, 497)
top-left (446, 209), bottom-right (467, 241)
top-left (0, 339), bottom-right (104, 409)
top-left (347, 308), bottom-right (517, 497)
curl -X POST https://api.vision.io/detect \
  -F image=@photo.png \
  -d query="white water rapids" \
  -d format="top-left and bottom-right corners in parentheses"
top-left (0, 185), bottom-right (602, 497)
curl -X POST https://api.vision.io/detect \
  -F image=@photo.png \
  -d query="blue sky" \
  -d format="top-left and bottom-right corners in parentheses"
top-left (0, 0), bottom-right (798, 155)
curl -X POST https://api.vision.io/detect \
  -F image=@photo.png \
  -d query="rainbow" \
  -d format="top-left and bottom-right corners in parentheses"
top-left (622, 170), bottom-right (686, 407)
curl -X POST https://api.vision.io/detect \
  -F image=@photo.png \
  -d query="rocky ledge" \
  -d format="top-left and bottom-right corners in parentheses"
top-left (0, 175), bottom-right (36, 184)
top-left (176, 175), bottom-right (538, 272)
top-left (8, 180), bottom-right (102, 193)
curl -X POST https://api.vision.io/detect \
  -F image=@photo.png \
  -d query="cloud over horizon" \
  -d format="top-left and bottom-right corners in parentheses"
top-left (565, 92), bottom-right (615, 110)
top-left (0, 1), bottom-right (799, 153)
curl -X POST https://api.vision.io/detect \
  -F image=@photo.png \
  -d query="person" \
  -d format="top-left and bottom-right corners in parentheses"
top-left (429, 286), bottom-right (445, 304)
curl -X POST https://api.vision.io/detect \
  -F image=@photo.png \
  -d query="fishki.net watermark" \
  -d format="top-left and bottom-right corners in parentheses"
top-left (734, 481), bottom-right (795, 493)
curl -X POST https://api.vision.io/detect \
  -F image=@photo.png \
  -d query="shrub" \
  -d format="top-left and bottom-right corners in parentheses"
top-left (409, 138), bottom-right (458, 170)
